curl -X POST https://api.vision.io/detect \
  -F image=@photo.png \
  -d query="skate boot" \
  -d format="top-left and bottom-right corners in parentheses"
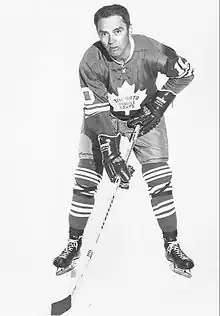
top-left (163, 230), bottom-right (194, 278)
top-left (53, 230), bottom-right (83, 276)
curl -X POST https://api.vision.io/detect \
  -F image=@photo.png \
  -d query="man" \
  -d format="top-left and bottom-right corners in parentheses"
top-left (53, 4), bottom-right (194, 278)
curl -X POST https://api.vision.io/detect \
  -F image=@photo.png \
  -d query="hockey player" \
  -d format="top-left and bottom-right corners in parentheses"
top-left (53, 4), bottom-right (195, 277)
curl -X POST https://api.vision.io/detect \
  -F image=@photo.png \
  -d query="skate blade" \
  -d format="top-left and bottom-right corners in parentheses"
top-left (168, 262), bottom-right (192, 278)
top-left (56, 262), bottom-right (76, 276)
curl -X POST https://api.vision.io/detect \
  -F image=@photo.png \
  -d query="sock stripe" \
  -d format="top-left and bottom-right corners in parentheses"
top-left (155, 208), bottom-right (176, 219)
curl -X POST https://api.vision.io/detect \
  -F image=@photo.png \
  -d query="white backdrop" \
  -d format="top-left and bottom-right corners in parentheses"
top-left (0, 1), bottom-right (219, 315)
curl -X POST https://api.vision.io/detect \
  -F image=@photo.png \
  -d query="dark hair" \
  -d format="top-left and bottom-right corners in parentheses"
top-left (94, 4), bottom-right (131, 29)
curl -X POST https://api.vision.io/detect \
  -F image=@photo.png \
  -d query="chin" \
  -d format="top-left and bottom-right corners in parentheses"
top-left (110, 52), bottom-right (119, 58)
top-left (109, 51), bottom-right (121, 59)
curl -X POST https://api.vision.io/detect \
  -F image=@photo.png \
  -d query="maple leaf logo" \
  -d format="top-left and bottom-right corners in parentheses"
top-left (108, 81), bottom-right (147, 116)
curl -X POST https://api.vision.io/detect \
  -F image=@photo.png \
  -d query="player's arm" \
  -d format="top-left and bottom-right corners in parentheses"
top-left (128, 43), bottom-right (194, 136)
top-left (144, 44), bottom-right (194, 121)
top-left (149, 43), bottom-right (194, 118)
top-left (157, 43), bottom-right (194, 94)
top-left (79, 59), bottom-right (131, 186)
top-left (79, 60), bottom-right (115, 136)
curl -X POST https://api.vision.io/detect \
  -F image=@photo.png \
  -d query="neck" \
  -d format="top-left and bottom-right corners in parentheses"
top-left (116, 41), bottom-right (131, 64)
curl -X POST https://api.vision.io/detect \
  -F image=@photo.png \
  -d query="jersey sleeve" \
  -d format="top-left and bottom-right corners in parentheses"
top-left (79, 57), bottom-right (116, 136)
top-left (156, 43), bottom-right (194, 94)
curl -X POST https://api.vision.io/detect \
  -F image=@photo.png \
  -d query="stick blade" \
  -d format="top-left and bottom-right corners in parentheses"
top-left (51, 295), bottom-right (71, 315)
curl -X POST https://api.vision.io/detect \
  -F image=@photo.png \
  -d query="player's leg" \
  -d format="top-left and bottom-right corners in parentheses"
top-left (133, 117), bottom-right (194, 276)
top-left (53, 121), bottom-right (103, 274)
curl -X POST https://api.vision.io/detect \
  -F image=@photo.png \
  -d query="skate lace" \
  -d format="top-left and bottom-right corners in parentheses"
top-left (167, 241), bottom-right (189, 260)
top-left (60, 240), bottom-right (78, 259)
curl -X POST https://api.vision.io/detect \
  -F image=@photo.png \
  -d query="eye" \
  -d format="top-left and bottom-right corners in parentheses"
top-left (114, 29), bottom-right (122, 35)
top-left (99, 32), bottom-right (108, 38)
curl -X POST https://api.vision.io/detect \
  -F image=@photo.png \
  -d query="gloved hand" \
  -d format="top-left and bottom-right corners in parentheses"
top-left (98, 133), bottom-right (132, 188)
top-left (127, 90), bottom-right (176, 137)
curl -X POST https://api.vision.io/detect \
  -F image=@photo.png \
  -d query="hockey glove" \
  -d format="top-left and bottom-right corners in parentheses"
top-left (127, 90), bottom-right (176, 137)
top-left (98, 133), bottom-right (131, 188)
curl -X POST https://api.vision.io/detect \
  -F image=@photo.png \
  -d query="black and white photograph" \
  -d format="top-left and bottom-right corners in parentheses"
top-left (0, 1), bottom-right (218, 315)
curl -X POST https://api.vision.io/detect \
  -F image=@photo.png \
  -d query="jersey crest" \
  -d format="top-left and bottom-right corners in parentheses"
top-left (108, 81), bottom-right (147, 116)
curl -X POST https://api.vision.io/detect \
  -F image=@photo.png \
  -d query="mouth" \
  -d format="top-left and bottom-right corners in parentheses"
top-left (109, 46), bottom-right (119, 52)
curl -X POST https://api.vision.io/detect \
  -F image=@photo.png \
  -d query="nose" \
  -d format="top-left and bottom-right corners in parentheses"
top-left (108, 33), bottom-right (115, 45)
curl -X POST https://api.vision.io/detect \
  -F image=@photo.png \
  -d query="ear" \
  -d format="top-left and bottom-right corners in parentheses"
top-left (129, 25), bottom-right (133, 36)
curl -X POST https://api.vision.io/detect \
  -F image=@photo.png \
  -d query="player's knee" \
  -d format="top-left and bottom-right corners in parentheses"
top-left (73, 158), bottom-right (103, 197)
top-left (142, 161), bottom-right (173, 198)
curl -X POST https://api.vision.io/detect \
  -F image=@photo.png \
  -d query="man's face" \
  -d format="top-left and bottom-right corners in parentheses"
top-left (97, 15), bottom-right (131, 60)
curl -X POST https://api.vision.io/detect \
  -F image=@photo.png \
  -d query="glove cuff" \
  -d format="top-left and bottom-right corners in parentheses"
top-left (98, 133), bottom-right (121, 161)
top-left (149, 90), bottom-right (176, 118)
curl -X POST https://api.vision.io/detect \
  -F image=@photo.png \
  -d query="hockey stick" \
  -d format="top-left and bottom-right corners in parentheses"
top-left (94, 123), bottom-right (141, 244)
top-left (51, 124), bottom-right (141, 315)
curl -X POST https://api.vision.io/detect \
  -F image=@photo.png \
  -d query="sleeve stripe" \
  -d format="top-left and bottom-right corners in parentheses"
top-left (176, 63), bottom-right (194, 79)
top-left (84, 104), bottom-right (110, 117)
top-left (84, 102), bottom-right (109, 109)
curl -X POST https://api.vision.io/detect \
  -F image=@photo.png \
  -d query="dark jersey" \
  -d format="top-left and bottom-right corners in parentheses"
top-left (79, 34), bottom-right (194, 135)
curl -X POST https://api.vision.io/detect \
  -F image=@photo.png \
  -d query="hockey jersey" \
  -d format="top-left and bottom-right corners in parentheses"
top-left (79, 34), bottom-right (194, 135)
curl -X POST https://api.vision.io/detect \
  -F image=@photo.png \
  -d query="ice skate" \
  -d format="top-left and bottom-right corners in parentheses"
top-left (163, 231), bottom-right (194, 278)
top-left (53, 236), bottom-right (82, 276)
